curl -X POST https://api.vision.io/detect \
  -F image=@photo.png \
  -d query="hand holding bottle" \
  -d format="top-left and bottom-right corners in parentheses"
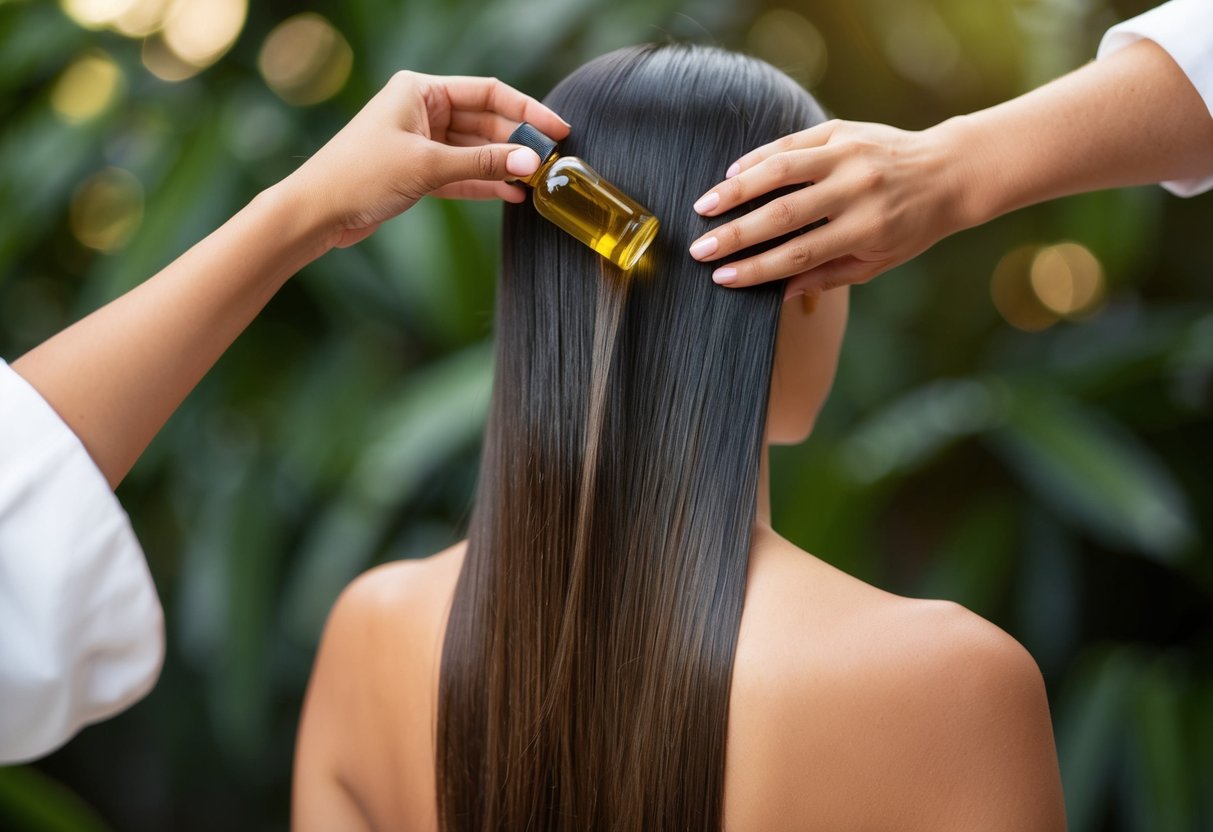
top-left (284, 71), bottom-right (571, 252)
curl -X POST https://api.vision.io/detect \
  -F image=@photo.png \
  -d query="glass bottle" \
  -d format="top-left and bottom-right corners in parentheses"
top-left (508, 122), bottom-right (660, 271)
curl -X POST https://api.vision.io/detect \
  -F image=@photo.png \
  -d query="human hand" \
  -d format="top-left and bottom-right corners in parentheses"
top-left (283, 71), bottom-right (570, 251)
top-left (687, 119), bottom-right (969, 299)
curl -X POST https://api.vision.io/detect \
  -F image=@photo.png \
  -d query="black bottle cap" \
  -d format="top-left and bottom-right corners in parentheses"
top-left (508, 122), bottom-right (559, 162)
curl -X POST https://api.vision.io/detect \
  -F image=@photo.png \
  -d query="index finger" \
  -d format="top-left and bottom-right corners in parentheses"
top-left (727, 119), bottom-right (837, 178)
top-left (438, 75), bottom-right (570, 141)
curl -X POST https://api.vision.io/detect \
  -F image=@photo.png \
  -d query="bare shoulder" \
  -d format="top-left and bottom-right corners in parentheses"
top-left (299, 537), bottom-right (468, 723)
top-left (726, 528), bottom-right (1065, 832)
top-left (861, 598), bottom-right (1066, 831)
top-left (332, 539), bottom-right (468, 629)
top-left (302, 539), bottom-right (467, 731)
top-left (293, 541), bottom-right (467, 832)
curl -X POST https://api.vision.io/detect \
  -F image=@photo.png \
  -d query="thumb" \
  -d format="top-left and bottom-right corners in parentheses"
top-left (429, 143), bottom-right (541, 187)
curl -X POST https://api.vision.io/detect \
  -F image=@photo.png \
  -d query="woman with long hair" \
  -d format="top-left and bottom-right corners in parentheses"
top-left (293, 44), bottom-right (1065, 831)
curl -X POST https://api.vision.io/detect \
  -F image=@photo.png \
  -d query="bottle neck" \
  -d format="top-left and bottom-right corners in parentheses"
top-left (521, 150), bottom-right (560, 188)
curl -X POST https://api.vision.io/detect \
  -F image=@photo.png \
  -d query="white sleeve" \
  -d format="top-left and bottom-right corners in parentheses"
top-left (0, 360), bottom-right (164, 763)
top-left (1097, 0), bottom-right (1213, 197)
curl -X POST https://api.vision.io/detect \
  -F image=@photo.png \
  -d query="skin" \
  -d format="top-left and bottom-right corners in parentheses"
top-left (687, 38), bottom-right (1213, 299)
top-left (293, 287), bottom-right (1067, 831)
top-left (12, 72), bottom-right (569, 488)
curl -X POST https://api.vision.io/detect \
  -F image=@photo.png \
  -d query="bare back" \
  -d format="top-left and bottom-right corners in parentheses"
top-left (292, 525), bottom-right (1066, 831)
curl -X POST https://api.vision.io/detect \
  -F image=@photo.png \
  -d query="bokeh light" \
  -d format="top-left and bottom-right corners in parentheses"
top-left (162, 0), bottom-right (246, 68)
top-left (258, 13), bottom-right (353, 106)
top-left (60, 0), bottom-right (138, 30)
top-left (1029, 242), bottom-right (1106, 318)
top-left (141, 34), bottom-right (199, 81)
top-left (69, 167), bottom-right (144, 252)
top-left (50, 50), bottom-right (123, 125)
top-left (112, 0), bottom-right (172, 37)
top-left (62, 0), bottom-right (246, 80)
top-left (745, 9), bottom-right (828, 89)
top-left (991, 244), bottom-right (1058, 332)
top-left (876, 0), bottom-right (971, 96)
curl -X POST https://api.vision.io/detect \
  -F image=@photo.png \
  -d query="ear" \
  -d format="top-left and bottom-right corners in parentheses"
top-left (767, 287), bottom-right (849, 445)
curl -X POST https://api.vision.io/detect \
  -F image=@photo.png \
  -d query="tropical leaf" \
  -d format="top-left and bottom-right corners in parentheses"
top-left (991, 389), bottom-right (1195, 562)
top-left (1055, 647), bottom-right (1138, 832)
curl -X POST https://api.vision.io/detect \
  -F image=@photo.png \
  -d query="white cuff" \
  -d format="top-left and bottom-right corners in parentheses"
top-left (1097, 0), bottom-right (1213, 196)
top-left (0, 360), bottom-right (164, 763)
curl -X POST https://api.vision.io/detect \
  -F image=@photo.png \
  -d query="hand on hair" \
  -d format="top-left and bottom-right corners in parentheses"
top-left (284, 71), bottom-right (570, 251)
top-left (688, 120), bottom-right (963, 300)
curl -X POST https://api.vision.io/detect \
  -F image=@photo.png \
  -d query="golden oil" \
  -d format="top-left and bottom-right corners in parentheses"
top-left (508, 122), bottom-right (659, 271)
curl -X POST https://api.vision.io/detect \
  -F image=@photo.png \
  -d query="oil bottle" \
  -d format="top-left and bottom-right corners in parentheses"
top-left (508, 122), bottom-right (660, 271)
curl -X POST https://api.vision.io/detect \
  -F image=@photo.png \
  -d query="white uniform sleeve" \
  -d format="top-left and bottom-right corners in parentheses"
top-left (0, 360), bottom-right (164, 764)
top-left (1097, 0), bottom-right (1213, 197)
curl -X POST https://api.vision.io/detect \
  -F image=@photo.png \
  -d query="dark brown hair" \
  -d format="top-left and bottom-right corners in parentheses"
top-left (437, 44), bottom-right (827, 830)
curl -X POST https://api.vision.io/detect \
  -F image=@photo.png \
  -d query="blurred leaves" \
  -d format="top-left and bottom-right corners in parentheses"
top-left (1057, 648), bottom-right (1210, 832)
top-left (840, 377), bottom-right (1005, 483)
top-left (281, 340), bottom-right (493, 647)
top-left (1056, 646), bottom-right (1139, 832)
top-left (0, 766), bottom-right (111, 832)
top-left (994, 387), bottom-right (1195, 562)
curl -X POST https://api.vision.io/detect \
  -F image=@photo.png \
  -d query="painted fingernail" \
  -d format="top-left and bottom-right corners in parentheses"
top-left (712, 267), bottom-right (738, 285)
top-left (725, 162), bottom-right (741, 178)
top-left (506, 147), bottom-right (540, 176)
top-left (689, 236), bottom-right (718, 259)
top-left (693, 192), bottom-right (719, 214)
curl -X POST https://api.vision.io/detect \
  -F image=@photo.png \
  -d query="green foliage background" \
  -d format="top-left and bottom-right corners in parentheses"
top-left (1, 0), bottom-right (1210, 829)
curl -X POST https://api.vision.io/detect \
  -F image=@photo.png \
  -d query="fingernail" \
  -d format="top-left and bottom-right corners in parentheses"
top-left (506, 147), bottom-right (540, 177)
top-left (688, 236), bottom-right (718, 259)
top-left (725, 162), bottom-right (741, 178)
top-left (712, 267), bottom-right (737, 285)
top-left (692, 192), bottom-right (719, 214)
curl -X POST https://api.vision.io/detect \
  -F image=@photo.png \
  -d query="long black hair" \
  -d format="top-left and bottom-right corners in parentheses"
top-left (437, 43), bottom-right (828, 830)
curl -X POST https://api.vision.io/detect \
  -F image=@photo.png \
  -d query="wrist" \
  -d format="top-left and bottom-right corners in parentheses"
top-left (254, 175), bottom-right (340, 268)
top-left (925, 115), bottom-right (1000, 233)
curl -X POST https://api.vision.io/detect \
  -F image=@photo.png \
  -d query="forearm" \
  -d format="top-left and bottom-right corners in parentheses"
top-left (12, 179), bottom-right (330, 487)
top-left (942, 38), bottom-right (1213, 228)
